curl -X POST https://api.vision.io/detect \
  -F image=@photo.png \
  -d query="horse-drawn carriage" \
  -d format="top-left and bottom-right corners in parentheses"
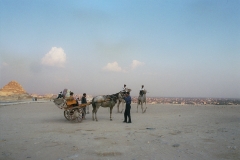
top-left (53, 88), bottom-right (138, 122)
top-left (53, 96), bottom-right (91, 122)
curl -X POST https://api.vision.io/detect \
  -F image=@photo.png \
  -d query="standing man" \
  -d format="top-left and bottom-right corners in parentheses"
top-left (123, 92), bottom-right (132, 123)
top-left (81, 93), bottom-right (87, 119)
top-left (139, 85), bottom-right (145, 96)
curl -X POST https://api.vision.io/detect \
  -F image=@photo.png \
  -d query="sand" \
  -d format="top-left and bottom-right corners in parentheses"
top-left (0, 102), bottom-right (240, 160)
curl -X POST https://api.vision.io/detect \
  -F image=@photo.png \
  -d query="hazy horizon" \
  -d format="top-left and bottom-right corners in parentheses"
top-left (1, 0), bottom-right (239, 98)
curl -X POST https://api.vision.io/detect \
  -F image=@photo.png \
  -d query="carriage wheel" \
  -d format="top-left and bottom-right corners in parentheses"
top-left (75, 108), bottom-right (83, 122)
top-left (64, 108), bottom-right (85, 122)
top-left (64, 110), bottom-right (72, 121)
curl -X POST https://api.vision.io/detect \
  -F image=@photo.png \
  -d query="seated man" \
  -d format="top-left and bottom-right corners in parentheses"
top-left (121, 84), bottom-right (127, 95)
top-left (57, 91), bottom-right (63, 99)
top-left (66, 92), bottom-right (79, 107)
top-left (139, 85), bottom-right (145, 96)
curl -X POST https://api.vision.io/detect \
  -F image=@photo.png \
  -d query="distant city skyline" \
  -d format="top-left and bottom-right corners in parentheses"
top-left (0, 0), bottom-right (239, 98)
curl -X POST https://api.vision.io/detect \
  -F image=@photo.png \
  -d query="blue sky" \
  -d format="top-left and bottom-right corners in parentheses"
top-left (0, 0), bottom-right (239, 98)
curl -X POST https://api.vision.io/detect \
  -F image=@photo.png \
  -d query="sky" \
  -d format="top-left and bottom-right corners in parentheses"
top-left (0, 0), bottom-right (239, 98)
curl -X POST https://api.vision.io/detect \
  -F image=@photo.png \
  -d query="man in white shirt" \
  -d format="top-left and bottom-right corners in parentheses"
top-left (139, 85), bottom-right (145, 96)
top-left (122, 84), bottom-right (127, 93)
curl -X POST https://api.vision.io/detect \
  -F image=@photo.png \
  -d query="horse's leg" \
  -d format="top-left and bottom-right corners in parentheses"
top-left (95, 111), bottom-right (98, 121)
top-left (86, 105), bottom-right (89, 114)
top-left (120, 101), bottom-right (124, 113)
top-left (141, 101), bottom-right (144, 113)
top-left (136, 100), bottom-right (139, 113)
top-left (143, 100), bottom-right (147, 113)
top-left (95, 106), bottom-right (100, 121)
top-left (92, 107), bottom-right (95, 121)
top-left (117, 100), bottom-right (120, 113)
top-left (92, 103), bottom-right (97, 121)
top-left (110, 106), bottom-right (113, 121)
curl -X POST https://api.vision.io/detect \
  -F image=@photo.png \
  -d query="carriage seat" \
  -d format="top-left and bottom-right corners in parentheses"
top-left (65, 97), bottom-right (78, 107)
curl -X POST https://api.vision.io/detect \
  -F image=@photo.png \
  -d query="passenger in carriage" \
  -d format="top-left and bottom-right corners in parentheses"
top-left (66, 92), bottom-right (79, 107)
top-left (57, 91), bottom-right (63, 99)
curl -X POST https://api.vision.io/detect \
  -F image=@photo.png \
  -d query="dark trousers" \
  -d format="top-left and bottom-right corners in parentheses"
top-left (82, 103), bottom-right (87, 118)
top-left (124, 104), bottom-right (131, 122)
top-left (82, 106), bottom-right (86, 117)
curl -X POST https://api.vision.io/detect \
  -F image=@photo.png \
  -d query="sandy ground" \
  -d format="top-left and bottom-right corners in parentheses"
top-left (0, 102), bottom-right (240, 160)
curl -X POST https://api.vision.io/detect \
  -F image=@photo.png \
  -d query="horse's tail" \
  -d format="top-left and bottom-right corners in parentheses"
top-left (92, 98), bottom-right (96, 109)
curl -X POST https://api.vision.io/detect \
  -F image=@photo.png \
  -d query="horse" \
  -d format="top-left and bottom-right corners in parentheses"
top-left (116, 88), bottom-right (131, 113)
top-left (137, 90), bottom-right (147, 113)
top-left (92, 92), bottom-right (123, 121)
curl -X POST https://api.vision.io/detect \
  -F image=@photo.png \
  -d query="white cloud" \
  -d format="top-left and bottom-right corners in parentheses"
top-left (0, 62), bottom-right (8, 69)
top-left (41, 47), bottom-right (66, 67)
top-left (2, 62), bottom-right (8, 66)
top-left (131, 60), bottom-right (144, 69)
top-left (102, 61), bottom-right (125, 72)
top-left (102, 60), bottom-right (144, 72)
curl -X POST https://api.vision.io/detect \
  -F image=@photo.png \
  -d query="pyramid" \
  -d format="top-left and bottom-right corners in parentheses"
top-left (0, 80), bottom-right (27, 94)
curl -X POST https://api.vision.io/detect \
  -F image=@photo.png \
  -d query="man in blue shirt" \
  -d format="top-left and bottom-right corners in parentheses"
top-left (81, 93), bottom-right (87, 119)
top-left (123, 92), bottom-right (132, 123)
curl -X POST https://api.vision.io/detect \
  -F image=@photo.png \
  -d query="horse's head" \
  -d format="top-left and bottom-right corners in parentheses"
top-left (126, 88), bottom-right (131, 92)
top-left (119, 88), bottom-right (131, 98)
top-left (143, 90), bottom-right (147, 94)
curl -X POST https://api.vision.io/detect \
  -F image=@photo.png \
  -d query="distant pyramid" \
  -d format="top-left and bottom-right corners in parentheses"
top-left (0, 80), bottom-right (27, 94)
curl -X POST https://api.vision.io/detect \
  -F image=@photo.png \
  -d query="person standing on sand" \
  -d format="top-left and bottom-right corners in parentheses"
top-left (81, 93), bottom-right (87, 119)
top-left (123, 92), bottom-right (132, 123)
